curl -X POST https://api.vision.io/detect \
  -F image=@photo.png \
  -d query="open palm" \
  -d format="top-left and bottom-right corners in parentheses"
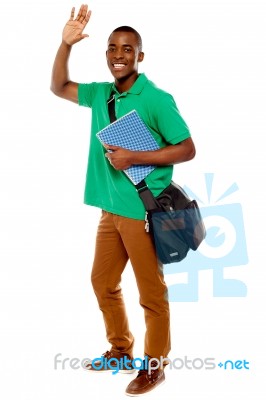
top-left (63, 4), bottom-right (91, 45)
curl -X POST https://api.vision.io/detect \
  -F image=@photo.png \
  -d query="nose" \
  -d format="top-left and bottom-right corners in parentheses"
top-left (113, 48), bottom-right (124, 60)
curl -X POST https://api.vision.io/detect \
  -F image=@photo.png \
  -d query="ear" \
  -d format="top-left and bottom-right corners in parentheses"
top-left (138, 51), bottom-right (144, 62)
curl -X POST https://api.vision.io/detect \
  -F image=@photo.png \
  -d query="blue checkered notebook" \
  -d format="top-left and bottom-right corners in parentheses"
top-left (96, 110), bottom-right (160, 185)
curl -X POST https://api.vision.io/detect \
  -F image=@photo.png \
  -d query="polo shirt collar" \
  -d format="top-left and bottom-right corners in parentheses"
top-left (111, 73), bottom-right (148, 96)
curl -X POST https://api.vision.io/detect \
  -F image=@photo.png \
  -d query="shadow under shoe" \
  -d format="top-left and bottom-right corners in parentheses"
top-left (85, 350), bottom-right (135, 374)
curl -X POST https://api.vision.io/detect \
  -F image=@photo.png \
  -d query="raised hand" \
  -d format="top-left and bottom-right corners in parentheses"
top-left (62, 4), bottom-right (92, 46)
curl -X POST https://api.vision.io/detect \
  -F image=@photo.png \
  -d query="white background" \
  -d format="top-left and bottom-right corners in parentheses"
top-left (0, 0), bottom-right (265, 399)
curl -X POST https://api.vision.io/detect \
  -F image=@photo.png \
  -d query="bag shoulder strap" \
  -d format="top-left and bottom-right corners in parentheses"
top-left (107, 91), bottom-right (116, 123)
top-left (106, 90), bottom-right (157, 209)
top-left (135, 180), bottom-right (159, 210)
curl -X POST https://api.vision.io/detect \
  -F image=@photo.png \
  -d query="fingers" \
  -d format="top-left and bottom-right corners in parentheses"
top-left (69, 7), bottom-right (75, 21)
top-left (84, 9), bottom-right (92, 25)
top-left (104, 144), bottom-right (120, 151)
top-left (81, 34), bottom-right (90, 40)
top-left (76, 4), bottom-right (83, 21)
top-left (69, 4), bottom-right (91, 23)
top-left (105, 153), bottom-right (113, 167)
top-left (76, 4), bottom-right (90, 24)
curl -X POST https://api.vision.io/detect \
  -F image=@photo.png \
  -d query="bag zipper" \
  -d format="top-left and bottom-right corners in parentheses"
top-left (144, 212), bottom-right (149, 233)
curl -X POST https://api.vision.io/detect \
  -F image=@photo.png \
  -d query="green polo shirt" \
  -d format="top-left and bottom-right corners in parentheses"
top-left (78, 73), bottom-right (191, 220)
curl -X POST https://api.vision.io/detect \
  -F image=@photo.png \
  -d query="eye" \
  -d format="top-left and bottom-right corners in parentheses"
top-left (108, 47), bottom-right (115, 52)
top-left (124, 48), bottom-right (132, 52)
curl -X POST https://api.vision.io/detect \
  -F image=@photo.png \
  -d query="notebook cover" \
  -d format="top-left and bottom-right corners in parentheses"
top-left (96, 110), bottom-right (159, 185)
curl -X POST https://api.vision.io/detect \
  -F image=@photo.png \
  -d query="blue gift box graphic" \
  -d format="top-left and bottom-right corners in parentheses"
top-left (163, 173), bottom-right (249, 302)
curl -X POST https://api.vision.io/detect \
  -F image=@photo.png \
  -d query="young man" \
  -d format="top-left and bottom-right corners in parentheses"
top-left (50, 4), bottom-right (195, 397)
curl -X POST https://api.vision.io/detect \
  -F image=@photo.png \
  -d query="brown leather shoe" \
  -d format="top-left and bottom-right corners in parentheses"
top-left (85, 350), bottom-right (135, 374)
top-left (125, 360), bottom-right (165, 396)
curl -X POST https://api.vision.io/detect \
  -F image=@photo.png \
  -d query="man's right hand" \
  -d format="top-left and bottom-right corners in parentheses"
top-left (62, 4), bottom-right (92, 46)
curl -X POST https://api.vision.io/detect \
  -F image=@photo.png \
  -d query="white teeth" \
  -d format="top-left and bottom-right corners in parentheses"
top-left (113, 64), bottom-right (125, 68)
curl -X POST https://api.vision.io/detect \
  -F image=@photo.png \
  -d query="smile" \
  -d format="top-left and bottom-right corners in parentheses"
top-left (113, 63), bottom-right (126, 69)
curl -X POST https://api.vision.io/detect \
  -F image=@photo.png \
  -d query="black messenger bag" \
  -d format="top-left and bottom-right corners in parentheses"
top-left (136, 180), bottom-right (206, 263)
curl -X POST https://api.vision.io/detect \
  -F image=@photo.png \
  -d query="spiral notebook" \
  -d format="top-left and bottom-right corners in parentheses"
top-left (96, 110), bottom-right (159, 185)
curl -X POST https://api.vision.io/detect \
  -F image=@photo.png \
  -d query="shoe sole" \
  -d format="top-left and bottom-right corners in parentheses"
top-left (125, 379), bottom-right (166, 397)
top-left (119, 369), bottom-right (136, 374)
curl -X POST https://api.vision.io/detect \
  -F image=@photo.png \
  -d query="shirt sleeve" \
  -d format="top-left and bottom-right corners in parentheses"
top-left (156, 94), bottom-right (191, 145)
top-left (78, 83), bottom-right (97, 108)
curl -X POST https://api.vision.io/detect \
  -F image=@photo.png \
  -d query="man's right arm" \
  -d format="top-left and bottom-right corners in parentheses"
top-left (50, 41), bottom-right (78, 103)
top-left (50, 4), bottom-right (91, 103)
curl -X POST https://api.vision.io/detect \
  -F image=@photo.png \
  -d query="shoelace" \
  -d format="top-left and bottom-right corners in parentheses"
top-left (102, 350), bottom-right (113, 359)
top-left (101, 350), bottom-right (133, 369)
top-left (136, 360), bottom-right (161, 381)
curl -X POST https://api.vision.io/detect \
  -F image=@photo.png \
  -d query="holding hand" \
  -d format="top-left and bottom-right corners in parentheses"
top-left (105, 145), bottom-right (134, 170)
top-left (62, 4), bottom-right (92, 46)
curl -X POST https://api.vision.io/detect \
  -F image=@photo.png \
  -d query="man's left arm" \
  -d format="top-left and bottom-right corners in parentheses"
top-left (105, 137), bottom-right (196, 170)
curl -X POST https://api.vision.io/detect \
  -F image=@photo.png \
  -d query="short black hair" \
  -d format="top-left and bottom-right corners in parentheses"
top-left (108, 26), bottom-right (143, 51)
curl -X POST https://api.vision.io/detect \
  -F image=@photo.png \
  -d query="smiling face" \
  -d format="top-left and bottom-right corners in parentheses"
top-left (106, 31), bottom-right (144, 92)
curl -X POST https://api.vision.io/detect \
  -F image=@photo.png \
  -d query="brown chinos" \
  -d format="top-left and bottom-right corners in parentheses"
top-left (91, 211), bottom-right (171, 360)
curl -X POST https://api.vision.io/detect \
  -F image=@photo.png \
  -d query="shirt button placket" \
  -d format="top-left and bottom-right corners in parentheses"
top-left (116, 98), bottom-right (121, 116)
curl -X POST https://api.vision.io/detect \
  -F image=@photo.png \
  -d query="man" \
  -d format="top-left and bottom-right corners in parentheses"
top-left (50, 4), bottom-right (195, 397)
